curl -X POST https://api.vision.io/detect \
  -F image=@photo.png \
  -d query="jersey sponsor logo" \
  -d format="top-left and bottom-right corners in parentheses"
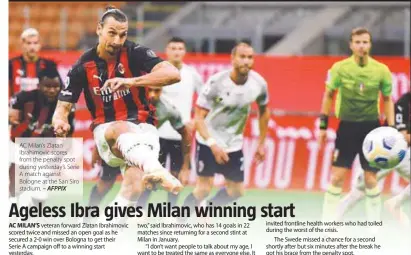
top-left (118, 63), bottom-right (125, 74)
top-left (15, 77), bottom-right (39, 91)
top-left (92, 87), bottom-right (131, 103)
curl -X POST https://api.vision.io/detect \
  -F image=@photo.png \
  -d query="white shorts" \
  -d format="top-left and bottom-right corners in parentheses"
top-left (93, 121), bottom-right (160, 172)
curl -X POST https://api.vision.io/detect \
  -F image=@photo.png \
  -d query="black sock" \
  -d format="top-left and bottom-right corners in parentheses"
top-left (168, 192), bottom-right (179, 207)
top-left (88, 185), bottom-right (108, 207)
top-left (136, 190), bottom-right (152, 211)
top-left (209, 188), bottom-right (237, 206)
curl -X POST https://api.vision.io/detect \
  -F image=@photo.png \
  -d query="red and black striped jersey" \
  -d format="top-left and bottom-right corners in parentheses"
top-left (58, 40), bottom-right (163, 131)
top-left (9, 90), bottom-right (75, 141)
top-left (9, 56), bottom-right (61, 98)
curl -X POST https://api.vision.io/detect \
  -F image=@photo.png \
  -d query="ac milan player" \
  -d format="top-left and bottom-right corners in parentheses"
top-left (9, 67), bottom-right (74, 207)
top-left (9, 28), bottom-right (61, 98)
top-left (88, 86), bottom-right (193, 209)
top-left (52, 6), bottom-right (183, 218)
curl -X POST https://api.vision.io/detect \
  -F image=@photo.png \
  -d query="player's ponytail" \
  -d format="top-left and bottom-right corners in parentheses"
top-left (99, 5), bottom-right (127, 25)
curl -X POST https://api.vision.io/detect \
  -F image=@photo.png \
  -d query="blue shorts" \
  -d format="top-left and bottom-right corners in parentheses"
top-left (195, 141), bottom-right (244, 182)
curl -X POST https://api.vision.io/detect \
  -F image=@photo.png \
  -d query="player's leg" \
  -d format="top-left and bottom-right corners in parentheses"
top-left (322, 122), bottom-right (356, 221)
top-left (101, 121), bottom-right (182, 194)
top-left (360, 121), bottom-right (383, 223)
top-left (385, 184), bottom-right (410, 226)
top-left (135, 138), bottom-right (171, 210)
top-left (9, 163), bottom-right (16, 198)
top-left (209, 150), bottom-right (244, 206)
top-left (384, 148), bottom-right (410, 225)
top-left (105, 164), bottom-right (145, 224)
top-left (88, 161), bottom-right (120, 207)
top-left (395, 147), bottom-right (410, 182)
top-left (168, 139), bottom-right (183, 207)
top-left (9, 139), bottom-right (16, 199)
top-left (336, 167), bottom-right (394, 220)
top-left (182, 142), bottom-right (216, 211)
top-left (336, 171), bottom-right (366, 220)
top-left (183, 176), bottom-right (214, 209)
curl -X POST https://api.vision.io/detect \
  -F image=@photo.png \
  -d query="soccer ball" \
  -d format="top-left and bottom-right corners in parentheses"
top-left (362, 126), bottom-right (408, 169)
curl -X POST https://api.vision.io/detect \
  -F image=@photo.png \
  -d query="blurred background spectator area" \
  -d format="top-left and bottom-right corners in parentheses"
top-left (9, 2), bottom-right (410, 56)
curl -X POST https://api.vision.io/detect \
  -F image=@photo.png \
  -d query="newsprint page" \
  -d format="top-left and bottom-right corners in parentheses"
top-left (5, 1), bottom-right (411, 255)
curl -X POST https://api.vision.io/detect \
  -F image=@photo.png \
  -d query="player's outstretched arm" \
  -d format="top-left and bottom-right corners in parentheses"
top-left (102, 61), bottom-right (180, 92)
top-left (52, 101), bottom-right (72, 137)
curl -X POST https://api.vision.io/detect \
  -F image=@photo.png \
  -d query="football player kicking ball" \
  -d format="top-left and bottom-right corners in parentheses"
top-left (336, 92), bottom-right (410, 225)
top-left (88, 87), bottom-right (193, 210)
top-left (52, 6), bottom-right (182, 223)
top-left (181, 42), bottom-right (270, 215)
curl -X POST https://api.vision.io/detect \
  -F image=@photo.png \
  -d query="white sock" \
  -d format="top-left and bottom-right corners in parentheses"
top-left (336, 188), bottom-right (365, 220)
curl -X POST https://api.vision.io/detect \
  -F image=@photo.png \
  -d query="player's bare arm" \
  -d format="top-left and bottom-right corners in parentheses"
top-left (254, 104), bottom-right (270, 163)
top-left (52, 101), bottom-right (73, 137)
top-left (195, 106), bottom-right (229, 164)
top-left (177, 125), bottom-right (192, 185)
top-left (9, 108), bottom-right (20, 125)
top-left (382, 95), bottom-right (395, 127)
top-left (102, 61), bottom-right (180, 92)
top-left (318, 88), bottom-right (336, 147)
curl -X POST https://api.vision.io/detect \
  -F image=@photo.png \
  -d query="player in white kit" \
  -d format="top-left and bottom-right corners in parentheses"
top-left (137, 37), bottom-right (203, 208)
top-left (181, 42), bottom-right (270, 212)
top-left (336, 92), bottom-right (410, 225)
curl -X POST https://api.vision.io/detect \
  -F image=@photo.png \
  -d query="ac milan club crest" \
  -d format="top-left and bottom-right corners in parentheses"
top-left (118, 63), bottom-right (125, 74)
